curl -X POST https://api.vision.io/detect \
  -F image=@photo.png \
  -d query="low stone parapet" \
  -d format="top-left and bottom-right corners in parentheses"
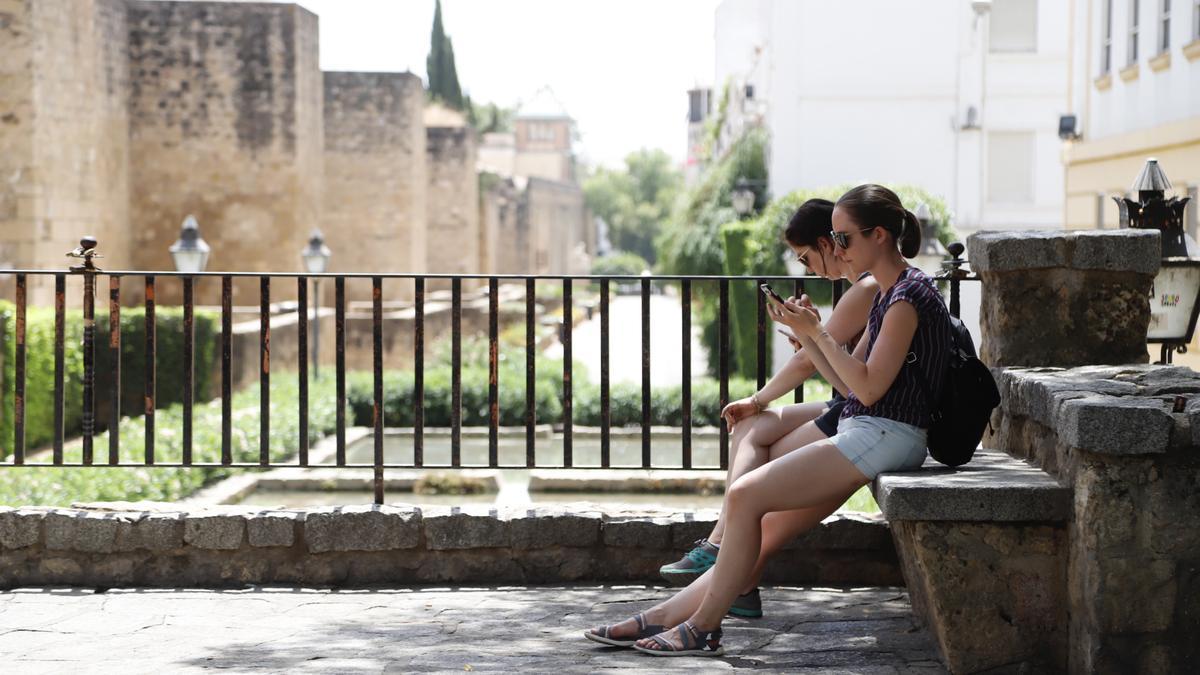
top-left (0, 503), bottom-right (898, 588)
top-left (874, 450), bottom-right (1072, 673)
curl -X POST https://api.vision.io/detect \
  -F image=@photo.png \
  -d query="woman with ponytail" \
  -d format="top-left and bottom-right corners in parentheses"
top-left (582, 184), bottom-right (951, 657)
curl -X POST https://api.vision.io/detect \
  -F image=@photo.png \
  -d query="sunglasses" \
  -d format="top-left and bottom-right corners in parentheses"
top-left (831, 226), bottom-right (878, 249)
top-left (794, 247), bottom-right (812, 266)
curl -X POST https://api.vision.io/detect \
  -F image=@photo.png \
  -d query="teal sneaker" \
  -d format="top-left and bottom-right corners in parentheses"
top-left (659, 538), bottom-right (719, 587)
top-left (727, 587), bottom-right (763, 618)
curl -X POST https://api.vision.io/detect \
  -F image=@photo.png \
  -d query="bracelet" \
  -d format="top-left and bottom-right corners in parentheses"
top-left (751, 392), bottom-right (767, 413)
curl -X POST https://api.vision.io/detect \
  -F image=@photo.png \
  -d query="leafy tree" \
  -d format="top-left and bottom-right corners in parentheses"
top-left (469, 100), bottom-right (515, 134)
top-left (426, 0), bottom-right (464, 109)
top-left (583, 149), bottom-right (682, 264)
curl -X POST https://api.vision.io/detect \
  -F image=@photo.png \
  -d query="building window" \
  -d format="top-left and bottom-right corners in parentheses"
top-left (1160, 0), bottom-right (1171, 52)
top-left (990, 0), bottom-right (1038, 52)
top-left (528, 123), bottom-right (556, 142)
top-left (1194, 0), bottom-right (1200, 38)
top-left (987, 131), bottom-right (1036, 204)
top-left (1102, 0), bottom-right (1114, 73)
top-left (1129, 0), bottom-right (1141, 63)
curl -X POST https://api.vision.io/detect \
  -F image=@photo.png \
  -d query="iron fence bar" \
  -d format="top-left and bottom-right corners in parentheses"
top-left (950, 276), bottom-right (961, 318)
top-left (335, 276), bottom-right (346, 465)
top-left (53, 273), bottom-right (64, 464)
top-left (641, 278), bottom-right (651, 468)
top-left (108, 277), bottom-right (121, 464)
top-left (221, 276), bottom-right (231, 465)
top-left (562, 278), bottom-right (573, 468)
top-left (451, 278), bottom-right (462, 467)
top-left (372, 276), bottom-right (384, 505)
top-left (81, 271), bottom-right (96, 465)
top-left (719, 279), bottom-right (729, 469)
top-left (297, 277), bottom-right (308, 466)
top-left (681, 279), bottom-right (692, 469)
top-left (525, 278), bottom-right (535, 468)
top-left (488, 277), bottom-right (499, 468)
top-left (181, 276), bottom-right (193, 465)
top-left (832, 278), bottom-right (845, 308)
top-left (13, 462), bottom-right (738, 470)
top-left (414, 277), bottom-right (425, 468)
top-left (756, 278), bottom-right (767, 390)
top-left (143, 275), bottom-right (155, 465)
top-left (793, 277), bottom-right (805, 404)
top-left (3, 269), bottom-right (858, 282)
top-left (259, 277), bottom-right (270, 466)
top-left (599, 279), bottom-right (610, 469)
top-left (13, 273), bottom-right (25, 464)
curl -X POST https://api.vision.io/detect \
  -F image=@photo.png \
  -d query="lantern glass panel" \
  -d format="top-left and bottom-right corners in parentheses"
top-left (1147, 261), bottom-right (1200, 341)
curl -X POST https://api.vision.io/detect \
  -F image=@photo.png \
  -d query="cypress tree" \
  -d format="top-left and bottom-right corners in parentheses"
top-left (426, 0), bottom-right (464, 110)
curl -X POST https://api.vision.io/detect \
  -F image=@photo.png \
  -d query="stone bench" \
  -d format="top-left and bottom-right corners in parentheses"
top-left (873, 449), bottom-right (1072, 673)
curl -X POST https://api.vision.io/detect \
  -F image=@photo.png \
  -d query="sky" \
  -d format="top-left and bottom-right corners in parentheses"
top-left (293, 0), bottom-right (720, 168)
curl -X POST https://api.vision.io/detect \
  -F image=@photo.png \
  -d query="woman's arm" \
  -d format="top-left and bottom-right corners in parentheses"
top-left (797, 301), bottom-right (917, 406)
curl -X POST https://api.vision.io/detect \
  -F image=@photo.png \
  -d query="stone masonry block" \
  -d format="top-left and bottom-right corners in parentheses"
top-left (304, 505), bottom-right (420, 553)
top-left (45, 510), bottom-right (135, 553)
top-left (1059, 396), bottom-right (1173, 455)
top-left (789, 513), bottom-right (892, 551)
top-left (119, 512), bottom-right (183, 552)
top-left (671, 512), bottom-right (720, 549)
top-left (247, 512), bottom-right (299, 548)
top-left (969, 229), bottom-right (1160, 275)
top-left (506, 507), bottom-right (600, 549)
top-left (422, 507), bottom-right (510, 550)
top-left (183, 513), bottom-right (246, 550)
top-left (602, 518), bottom-right (671, 549)
top-left (0, 507), bottom-right (43, 549)
top-left (1097, 558), bottom-right (1176, 633)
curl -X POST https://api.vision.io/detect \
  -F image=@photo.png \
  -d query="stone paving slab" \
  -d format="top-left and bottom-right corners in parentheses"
top-left (0, 585), bottom-right (944, 673)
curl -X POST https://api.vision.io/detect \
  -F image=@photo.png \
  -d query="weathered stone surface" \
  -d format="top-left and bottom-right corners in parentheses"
top-left (1096, 558), bottom-right (1176, 633)
top-left (1059, 395), bottom-right (1173, 454)
top-left (119, 511), bottom-right (183, 552)
top-left (183, 513), bottom-right (246, 550)
top-left (602, 517), bottom-right (671, 548)
top-left (875, 451), bottom-right (1071, 522)
top-left (422, 506), bottom-right (509, 550)
top-left (789, 513), bottom-right (892, 550)
top-left (969, 229), bottom-right (1160, 274)
top-left (0, 507), bottom-right (43, 549)
top-left (304, 505), bottom-right (420, 553)
top-left (505, 507), bottom-right (601, 549)
top-left (45, 510), bottom-right (137, 553)
top-left (246, 512), bottom-right (298, 548)
top-left (669, 511), bottom-right (720, 549)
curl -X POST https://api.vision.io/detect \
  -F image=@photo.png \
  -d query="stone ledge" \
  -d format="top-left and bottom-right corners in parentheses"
top-left (968, 229), bottom-right (1160, 275)
top-left (874, 450), bottom-right (1071, 522)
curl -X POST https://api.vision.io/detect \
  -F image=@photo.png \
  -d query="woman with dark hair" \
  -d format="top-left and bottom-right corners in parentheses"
top-left (584, 184), bottom-right (951, 656)
top-left (655, 199), bottom-right (879, 618)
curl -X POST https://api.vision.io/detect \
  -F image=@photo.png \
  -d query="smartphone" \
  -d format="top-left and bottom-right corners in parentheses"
top-left (776, 327), bottom-right (800, 341)
top-left (759, 283), bottom-right (786, 306)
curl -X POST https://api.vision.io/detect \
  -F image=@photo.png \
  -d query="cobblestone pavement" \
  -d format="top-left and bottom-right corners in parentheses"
top-left (0, 585), bottom-right (944, 673)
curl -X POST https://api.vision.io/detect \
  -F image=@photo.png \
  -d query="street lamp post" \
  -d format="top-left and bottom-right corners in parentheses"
top-left (913, 202), bottom-right (949, 275)
top-left (301, 229), bottom-right (332, 377)
top-left (1115, 158), bottom-right (1197, 363)
top-left (168, 215), bottom-right (210, 274)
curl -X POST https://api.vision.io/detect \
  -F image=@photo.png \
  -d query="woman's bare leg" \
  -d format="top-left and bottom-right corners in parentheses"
top-left (636, 441), bottom-right (870, 649)
top-left (709, 402), bottom-right (825, 545)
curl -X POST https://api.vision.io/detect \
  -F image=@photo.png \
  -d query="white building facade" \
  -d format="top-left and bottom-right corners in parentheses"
top-left (706, 0), bottom-right (1069, 232)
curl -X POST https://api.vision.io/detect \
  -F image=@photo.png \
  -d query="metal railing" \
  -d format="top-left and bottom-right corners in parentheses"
top-left (2, 242), bottom-right (976, 503)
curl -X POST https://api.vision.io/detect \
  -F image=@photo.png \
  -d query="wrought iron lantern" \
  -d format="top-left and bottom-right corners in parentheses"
top-left (731, 178), bottom-right (757, 217)
top-left (168, 215), bottom-right (210, 273)
top-left (1116, 158), bottom-right (1197, 363)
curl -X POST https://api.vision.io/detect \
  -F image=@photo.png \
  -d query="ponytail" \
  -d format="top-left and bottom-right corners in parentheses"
top-left (899, 209), bottom-right (922, 259)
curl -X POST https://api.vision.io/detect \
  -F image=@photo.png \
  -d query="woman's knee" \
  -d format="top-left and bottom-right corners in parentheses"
top-left (725, 474), bottom-right (766, 515)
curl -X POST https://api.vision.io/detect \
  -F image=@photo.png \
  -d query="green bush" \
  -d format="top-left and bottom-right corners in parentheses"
top-left (0, 374), bottom-right (340, 507)
top-left (591, 251), bottom-right (650, 277)
top-left (0, 301), bottom-right (219, 459)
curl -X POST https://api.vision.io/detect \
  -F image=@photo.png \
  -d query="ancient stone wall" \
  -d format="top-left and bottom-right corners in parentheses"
top-left (524, 177), bottom-right (589, 274)
top-left (480, 177), bottom-right (526, 274)
top-left (125, 1), bottom-right (321, 305)
top-left (322, 71), bottom-right (425, 300)
top-left (0, 0), bottom-right (133, 305)
top-left (425, 124), bottom-right (479, 286)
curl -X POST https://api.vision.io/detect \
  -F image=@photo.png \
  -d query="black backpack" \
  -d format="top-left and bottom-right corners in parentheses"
top-left (909, 315), bottom-right (1001, 467)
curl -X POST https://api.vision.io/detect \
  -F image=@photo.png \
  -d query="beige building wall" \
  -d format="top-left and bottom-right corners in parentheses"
top-left (480, 177), bottom-right (525, 274)
top-left (0, 0), bottom-right (133, 305)
top-left (426, 124), bottom-right (480, 282)
top-left (323, 71), bottom-right (426, 300)
top-left (524, 177), bottom-right (589, 275)
top-left (125, 1), bottom-right (322, 305)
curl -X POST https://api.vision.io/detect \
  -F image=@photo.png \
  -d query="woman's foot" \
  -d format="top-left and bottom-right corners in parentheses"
top-left (583, 611), bottom-right (667, 647)
top-left (633, 621), bottom-right (724, 656)
top-left (659, 538), bottom-right (720, 587)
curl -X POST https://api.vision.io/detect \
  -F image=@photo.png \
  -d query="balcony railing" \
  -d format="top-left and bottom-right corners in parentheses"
top-left (1, 246), bottom-right (976, 504)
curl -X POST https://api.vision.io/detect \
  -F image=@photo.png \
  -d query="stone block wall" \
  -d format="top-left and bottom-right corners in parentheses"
top-left (323, 71), bottom-right (426, 301)
top-left (125, 1), bottom-right (322, 305)
top-left (524, 177), bottom-right (590, 275)
top-left (0, 504), bottom-right (900, 588)
top-left (425, 125), bottom-right (479, 287)
top-left (0, 0), bottom-right (133, 305)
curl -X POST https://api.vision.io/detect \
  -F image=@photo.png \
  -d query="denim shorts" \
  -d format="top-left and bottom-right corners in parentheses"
top-left (830, 415), bottom-right (928, 479)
